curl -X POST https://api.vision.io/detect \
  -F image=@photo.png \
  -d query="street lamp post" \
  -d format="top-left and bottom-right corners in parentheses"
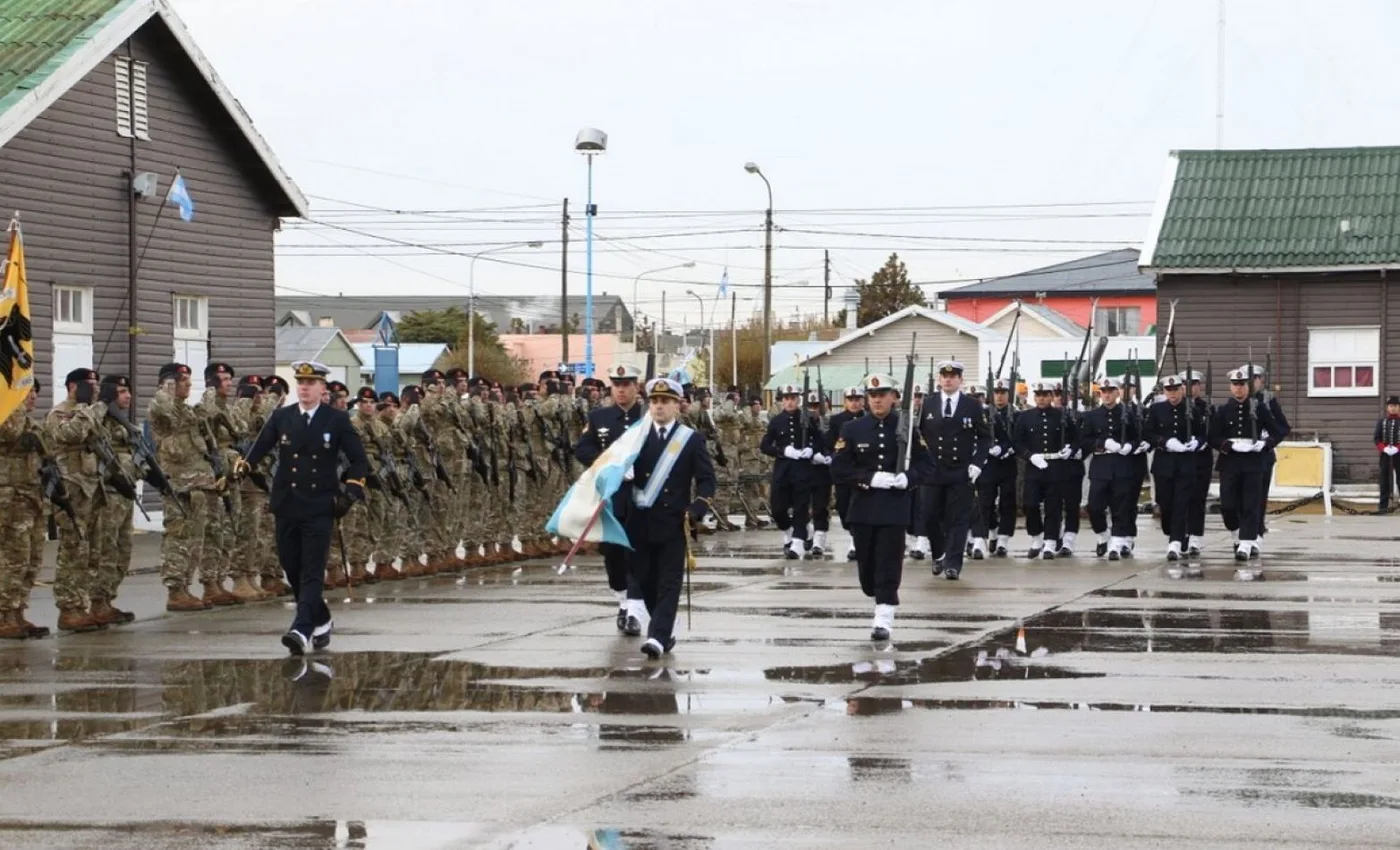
top-left (632, 261), bottom-right (695, 346)
top-left (575, 128), bottom-right (607, 378)
top-left (745, 162), bottom-right (774, 384)
top-left (685, 289), bottom-right (713, 396)
top-left (468, 240), bottom-right (542, 379)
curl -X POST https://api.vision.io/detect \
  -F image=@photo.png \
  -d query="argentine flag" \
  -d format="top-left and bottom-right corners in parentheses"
top-left (167, 172), bottom-right (194, 222)
top-left (547, 412), bottom-right (652, 547)
top-left (717, 269), bottom-right (729, 299)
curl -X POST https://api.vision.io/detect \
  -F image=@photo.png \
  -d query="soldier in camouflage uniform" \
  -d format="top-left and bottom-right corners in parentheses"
top-left (464, 384), bottom-right (501, 564)
top-left (714, 401), bottom-right (744, 522)
top-left (517, 382), bottom-right (552, 557)
top-left (92, 374), bottom-right (138, 625)
top-left (504, 394), bottom-right (533, 561)
top-left (149, 362), bottom-right (230, 612)
top-left (345, 387), bottom-right (389, 586)
top-left (232, 375), bottom-right (274, 601)
top-left (738, 401), bottom-right (770, 527)
top-left (417, 368), bottom-right (467, 572)
top-left (197, 363), bottom-right (261, 602)
top-left (374, 391), bottom-right (409, 579)
top-left (45, 368), bottom-right (107, 632)
top-left (395, 384), bottom-right (442, 576)
top-left (0, 384), bottom-right (50, 639)
top-left (257, 375), bottom-right (292, 596)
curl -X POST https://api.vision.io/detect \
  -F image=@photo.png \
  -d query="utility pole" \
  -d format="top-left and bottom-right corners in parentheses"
top-left (560, 198), bottom-right (569, 368)
top-left (730, 291), bottom-right (738, 390)
top-left (660, 290), bottom-right (666, 362)
top-left (823, 249), bottom-right (831, 325)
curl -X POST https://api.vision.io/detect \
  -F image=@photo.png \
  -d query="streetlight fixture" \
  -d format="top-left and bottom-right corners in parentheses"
top-left (632, 261), bottom-right (695, 342)
top-left (576, 127), bottom-right (607, 378)
top-left (468, 240), bottom-right (543, 378)
top-left (745, 161), bottom-right (774, 383)
top-left (685, 289), bottom-right (714, 397)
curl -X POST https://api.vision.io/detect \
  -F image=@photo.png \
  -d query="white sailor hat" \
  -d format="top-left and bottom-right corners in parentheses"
top-left (843, 385), bottom-right (866, 398)
top-left (912, 383), bottom-right (924, 395)
top-left (1160, 374), bottom-right (1185, 389)
top-left (937, 360), bottom-right (964, 375)
top-left (806, 391), bottom-right (822, 404)
top-left (608, 363), bottom-right (642, 383)
top-left (1098, 376), bottom-right (1121, 390)
top-left (863, 373), bottom-right (899, 393)
top-left (992, 378), bottom-right (1013, 392)
top-left (644, 377), bottom-right (684, 399)
top-left (1227, 368), bottom-right (1250, 382)
top-left (1238, 363), bottom-right (1266, 377)
top-left (1182, 370), bottom-right (1205, 383)
top-left (291, 360), bottom-right (330, 381)
top-left (1031, 380), bottom-right (1057, 394)
top-left (777, 384), bottom-right (802, 397)
top-left (968, 384), bottom-right (985, 395)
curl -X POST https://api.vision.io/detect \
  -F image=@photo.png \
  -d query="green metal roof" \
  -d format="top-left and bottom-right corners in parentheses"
top-left (1146, 146), bottom-right (1400, 271)
top-left (0, 0), bottom-right (128, 116)
top-left (765, 365), bottom-right (873, 393)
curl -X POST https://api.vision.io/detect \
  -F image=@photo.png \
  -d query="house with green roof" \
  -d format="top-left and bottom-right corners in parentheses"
top-left (0, 0), bottom-right (306, 410)
top-left (1140, 146), bottom-right (1400, 484)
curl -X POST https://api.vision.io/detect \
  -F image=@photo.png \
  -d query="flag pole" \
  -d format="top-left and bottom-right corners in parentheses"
top-left (554, 499), bottom-right (607, 575)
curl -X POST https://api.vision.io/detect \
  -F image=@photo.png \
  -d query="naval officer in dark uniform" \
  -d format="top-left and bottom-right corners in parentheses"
top-left (917, 360), bottom-right (991, 580)
top-left (622, 377), bottom-right (716, 659)
top-left (574, 363), bottom-right (645, 634)
top-left (1209, 367), bottom-right (1285, 564)
top-left (826, 386), bottom-right (866, 561)
top-left (760, 384), bottom-right (823, 560)
top-left (1080, 376), bottom-right (1141, 560)
top-left (832, 373), bottom-right (933, 641)
top-left (237, 360), bottom-right (368, 655)
top-left (1143, 373), bottom-right (1206, 560)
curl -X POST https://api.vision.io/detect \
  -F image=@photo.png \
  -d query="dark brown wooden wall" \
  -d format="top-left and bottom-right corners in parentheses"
top-left (1159, 272), bottom-right (1399, 483)
top-left (0, 19), bottom-right (285, 414)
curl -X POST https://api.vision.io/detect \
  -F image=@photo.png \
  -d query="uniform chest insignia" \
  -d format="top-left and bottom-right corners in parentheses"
top-left (856, 442), bottom-right (870, 449)
top-left (834, 438), bottom-right (846, 451)
top-left (323, 432), bottom-right (331, 448)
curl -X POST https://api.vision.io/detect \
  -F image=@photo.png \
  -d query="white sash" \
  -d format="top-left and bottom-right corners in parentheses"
top-left (633, 424), bottom-right (694, 508)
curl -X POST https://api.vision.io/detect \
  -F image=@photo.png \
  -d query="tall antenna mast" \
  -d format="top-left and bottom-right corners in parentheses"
top-left (1215, 0), bottom-right (1226, 147)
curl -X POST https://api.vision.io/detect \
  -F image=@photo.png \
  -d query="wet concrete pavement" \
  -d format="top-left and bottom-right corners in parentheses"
top-left (2, 518), bottom-right (1400, 848)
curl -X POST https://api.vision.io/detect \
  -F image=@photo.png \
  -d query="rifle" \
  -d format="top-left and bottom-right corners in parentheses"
top-left (815, 365), bottom-right (825, 423)
top-left (19, 431), bottom-right (82, 539)
top-left (197, 420), bottom-right (235, 516)
top-left (1244, 345), bottom-right (1257, 439)
top-left (107, 409), bottom-right (188, 516)
top-left (995, 300), bottom-right (1021, 379)
top-left (88, 425), bottom-right (149, 521)
top-left (231, 437), bottom-right (270, 492)
top-left (414, 418), bottom-right (455, 489)
top-left (799, 368), bottom-right (811, 450)
top-left (896, 333), bottom-right (918, 473)
top-left (518, 405), bottom-right (541, 483)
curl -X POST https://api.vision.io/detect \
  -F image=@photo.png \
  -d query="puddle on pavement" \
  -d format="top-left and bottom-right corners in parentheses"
top-left (1090, 588), bottom-right (1400, 605)
top-left (704, 606), bottom-right (1010, 624)
top-left (839, 696), bottom-right (1400, 721)
top-left (0, 819), bottom-right (490, 848)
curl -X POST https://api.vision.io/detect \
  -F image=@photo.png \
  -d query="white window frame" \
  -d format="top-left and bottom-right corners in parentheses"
top-left (114, 56), bottom-right (149, 141)
top-left (52, 286), bottom-right (93, 335)
top-left (1307, 326), bottom-right (1380, 398)
top-left (1093, 305), bottom-right (1141, 337)
top-left (172, 294), bottom-right (208, 340)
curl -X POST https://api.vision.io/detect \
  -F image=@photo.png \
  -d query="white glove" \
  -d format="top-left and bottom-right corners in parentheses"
top-left (624, 467), bottom-right (635, 481)
top-left (799, 447), bottom-right (814, 460)
top-left (1104, 438), bottom-right (1122, 453)
top-left (1184, 438), bottom-right (1200, 452)
top-left (1004, 446), bottom-right (1014, 457)
top-left (1072, 448), bottom-right (1083, 460)
top-left (1165, 438), bottom-right (1186, 453)
top-left (811, 453), bottom-right (830, 465)
top-left (1117, 442), bottom-right (1133, 456)
top-left (1135, 441), bottom-right (1150, 454)
top-left (783, 445), bottom-right (803, 460)
top-left (988, 444), bottom-right (1003, 458)
top-left (1030, 453), bottom-right (1049, 470)
top-left (891, 473), bottom-right (908, 490)
top-left (1252, 439), bottom-right (1268, 452)
top-left (1057, 445), bottom-right (1073, 459)
top-left (868, 471), bottom-right (895, 489)
top-left (1386, 445), bottom-right (1399, 456)
top-left (968, 465), bottom-right (981, 484)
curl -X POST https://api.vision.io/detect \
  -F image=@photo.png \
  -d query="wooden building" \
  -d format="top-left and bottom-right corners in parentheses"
top-left (0, 0), bottom-right (306, 409)
top-left (1140, 146), bottom-right (1400, 483)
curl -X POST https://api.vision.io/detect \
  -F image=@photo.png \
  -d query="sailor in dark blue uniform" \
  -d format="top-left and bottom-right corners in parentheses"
top-left (1013, 380), bottom-right (1078, 559)
top-left (237, 360), bottom-right (369, 656)
top-left (622, 378), bottom-right (716, 659)
top-left (1080, 376), bottom-right (1141, 560)
top-left (975, 378), bottom-right (1019, 557)
top-left (826, 386), bottom-right (866, 561)
top-left (917, 360), bottom-right (990, 579)
top-left (832, 373), bottom-right (933, 641)
top-left (574, 363), bottom-right (646, 634)
top-left (805, 391), bottom-right (835, 555)
top-left (1185, 371), bottom-right (1215, 555)
top-left (1143, 373), bottom-right (1206, 560)
top-left (760, 384), bottom-right (823, 559)
top-left (1209, 368), bottom-right (1286, 564)
top-left (1243, 363), bottom-right (1291, 547)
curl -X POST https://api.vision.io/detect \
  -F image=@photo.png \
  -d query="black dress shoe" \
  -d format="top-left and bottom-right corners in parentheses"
top-left (624, 615), bottom-right (642, 637)
top-left (661, 636), bottom-right (676, 654)
top-left (1108, 549), bottom-right (1120, 561)
top-left (615, 609), bottom-right (628, 632)
top-left (1096, 541), bottom-right (1108, 557)
top-left (994, 545), bottom-right (1008, 558)
top-left (641, 638), bottom-right (664, 659)
top-left (312, 619), bottom-right (333, 651)
top-left (944, 566), bottom-right (961, 580)
top-left (931, 557), bottom-right (945, 576)
top-left (870, 626), bottom-right (890, 641)
top-left (281, 630), bottom-right (309, 656)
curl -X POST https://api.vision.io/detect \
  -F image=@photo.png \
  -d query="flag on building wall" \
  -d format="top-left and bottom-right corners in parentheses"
top-left (167, 171), bottom-right (195, 222)
top-left (0, 215), bottom-right (35, 424)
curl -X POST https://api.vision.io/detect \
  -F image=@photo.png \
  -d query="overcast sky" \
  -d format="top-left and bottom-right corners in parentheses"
top-left (172, 0), bottom-right (1400, 330)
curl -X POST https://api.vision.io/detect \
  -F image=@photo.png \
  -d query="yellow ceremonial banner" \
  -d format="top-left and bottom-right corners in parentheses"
top-left (0, 217), bottom-right (35, 423)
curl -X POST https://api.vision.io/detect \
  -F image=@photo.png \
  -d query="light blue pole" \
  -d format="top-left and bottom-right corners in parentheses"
top-left (584, 153), bottom-right (595, 377)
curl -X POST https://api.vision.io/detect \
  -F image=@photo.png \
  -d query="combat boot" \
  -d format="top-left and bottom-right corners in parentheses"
top-left (261, 576), bottom-right (292, 596)
top-left (56, 607), bottom-right (105, 632)
top-left (230, 575), bottom-right (269, 602)
top-left (201, 584), bottom-right (244, 606)
top-left (348, 563), bottom-right (377, 586)
top-left (90, 599), bottom-right (134, 626)
top-left (166, 586), bottom-right (209, 611)
top-left (0, 610), bottom-right (28, 640)
top-left (17, 608), bottom-right (49, 638)
top-left (374, 562), bottom-right (402, 581)
top-left (325, 564), bottom-right (349, 589)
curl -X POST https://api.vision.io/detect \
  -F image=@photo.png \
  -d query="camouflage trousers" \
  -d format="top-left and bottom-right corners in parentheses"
top-left (95, 491), bottom-right (133, 603)
top-left (54, 485), bottom-right (102, 610)
top-left (233, 486), bottom-right (266, 580)
top-left (257, 495), bottom-right (281, 582)
top-left (160, 489), bottom-right (215, 590)
top-left (201, 487), bottom-right (240, 584)
top-left (0, 490), bottom-right (45, 612)
top-left (422, 478), bottom-right (455, 561)
top-left (342, 497), bottom-right (374, 569)
top-left (529, 466), bottom-right (566, 545)
top-left (370, 488), bottom-right (405, 564)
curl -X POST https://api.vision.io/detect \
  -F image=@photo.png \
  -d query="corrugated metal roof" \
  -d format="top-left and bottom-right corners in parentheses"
top-left (275, 326), bottom-right (344, 363)
top-left (764, 364), bottom-right (871, 392)
top-left (942, 249), bottom-right (1151, 297)
top-left (351, 342), bottom-right (447, 375)
top-left (0, 0), bottom-right (126, 110)
top-left (1144, 147), bottom-right (1400, 271)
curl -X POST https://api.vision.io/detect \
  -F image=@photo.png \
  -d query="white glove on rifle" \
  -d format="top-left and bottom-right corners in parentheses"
top-left (890, 473), bottom-right (909, 490)
top-left (1030, 453), bottom-right (1049, 470)
top-left (811, 453), bottom-right (831, 465)
top-left (868, 471), bottom-right (895, 489)
top-left (1117, 442), bottom-right (1133, 456)
top-left (1004, 446), bottom-right (1014, 457)
top-left (1135, 441), bottom-right (1150, 454)
top-left (988, 444), bottom-right (1003, 458)
top-left (1386, 445), bottom-right (1400, 456)
top-left (624, 467), bottom-right (635, 481)
top-left (1165, 438), bottom-right (1186, 453)
top-left (783, 445), bottom-right (803, 460)
top-left (1103, 438), bottom-right (1122, 453)
top-left (1057, 445), bottom-right (1073, 459)
top-left (1072, 448), bottom-right (1083, 460)
top-left (1184, 438), bottom-right (1200, 452)
top-left (799, 447), bottom-right (814, 460)
top-left (1252, 439), bottom-right (1268, 452)
top-left (968, 465), bottom-right (982, 484)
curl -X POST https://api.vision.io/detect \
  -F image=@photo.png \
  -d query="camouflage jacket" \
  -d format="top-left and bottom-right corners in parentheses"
top-left (0, 406), bottom-right (45, 499)
top-left (148, 389), bottom-right (218, 489)
top-left (44, 399), bottom-right (106, 496)
top-left (100, 411), bottom-right (140, 493)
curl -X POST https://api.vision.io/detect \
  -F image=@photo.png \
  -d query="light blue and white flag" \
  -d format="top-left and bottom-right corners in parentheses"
top-left (167, 172), bottom-right (194, 222)
top-left (546, 412), bottom-right (652, 547)
top-left (717, 268), bottom-right (729, 299)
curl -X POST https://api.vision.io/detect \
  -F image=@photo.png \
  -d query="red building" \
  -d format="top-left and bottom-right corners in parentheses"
top-left (941, 249), bottom-right (1157, 336)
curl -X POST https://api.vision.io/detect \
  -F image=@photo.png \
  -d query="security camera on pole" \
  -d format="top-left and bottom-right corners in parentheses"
top-left (575, 128), bottom-right (607, 378)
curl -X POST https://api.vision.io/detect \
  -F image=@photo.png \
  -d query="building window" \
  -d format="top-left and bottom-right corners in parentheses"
top-left (1308, 327), bottom-right (1379, 398)
top-left (1093, 306), bottom-right (1140, 336)
top-left (115, 56), bottom-right (149, 140)
top-left (173, 295), bottom-right (209, 402)
top-left (53, 286), bottom-right (89, 332)
top-left (173, 295), bottom-right (207, 336)
top-left (51, 287), bottom-right (94, 404)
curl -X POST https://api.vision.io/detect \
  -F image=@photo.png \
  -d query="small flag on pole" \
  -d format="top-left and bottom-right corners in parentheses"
top-left (167, 171), bottom-right (194, 222)
top-left (0, 215), bottom-right (35, 423)
top-left (717, 268), bottom-right (729, 299)
top-left (546, 413), bottom-right (652, 547)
